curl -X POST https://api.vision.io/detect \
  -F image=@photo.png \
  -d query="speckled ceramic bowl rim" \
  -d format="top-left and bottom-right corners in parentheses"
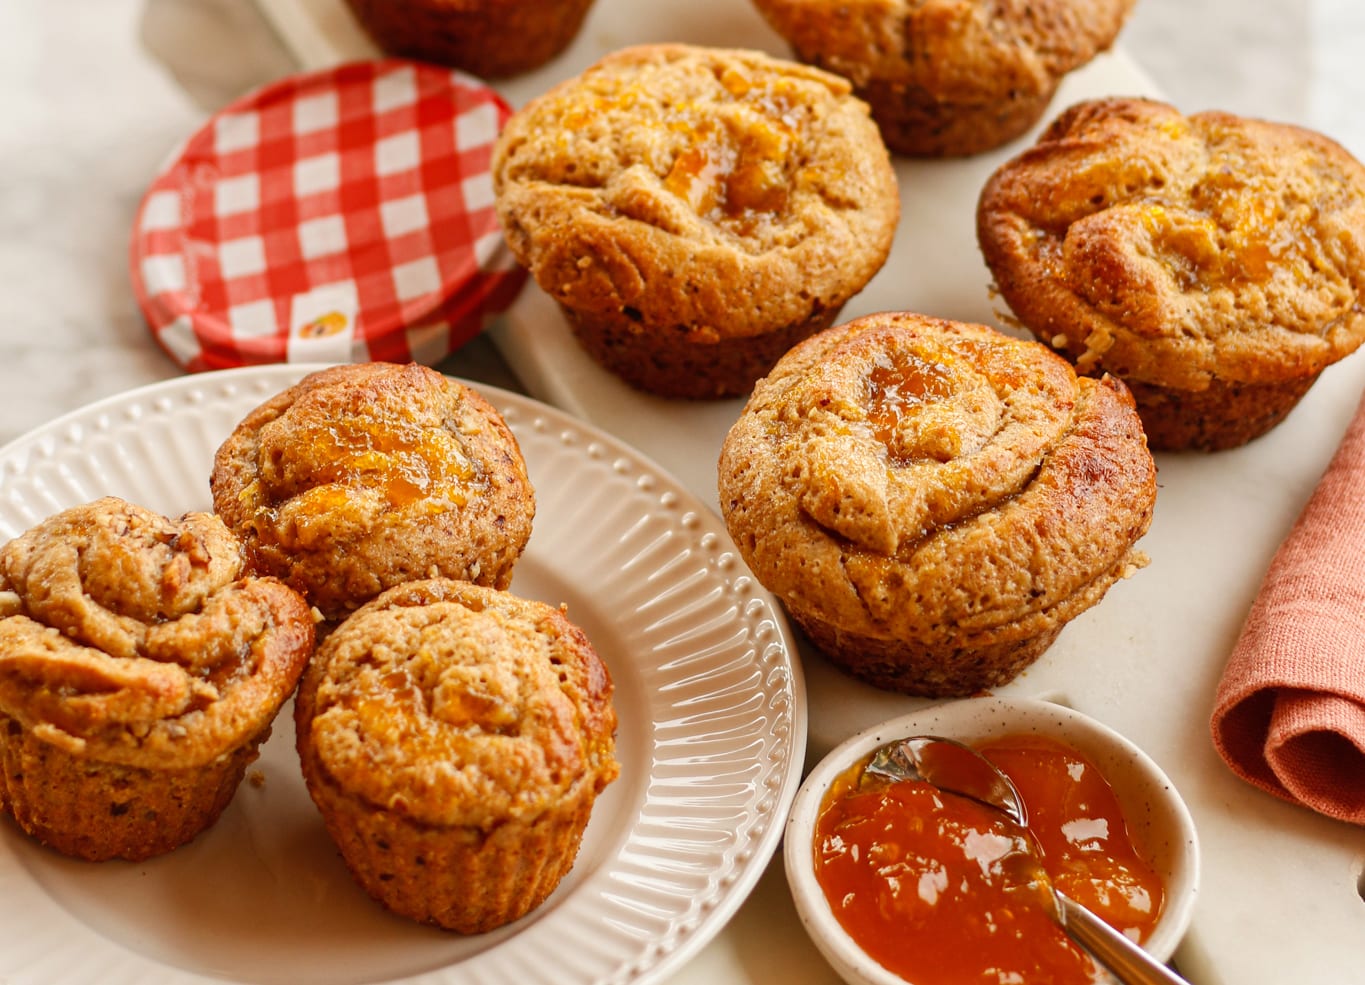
top-left (783, 695), bottom-right (1200, 985)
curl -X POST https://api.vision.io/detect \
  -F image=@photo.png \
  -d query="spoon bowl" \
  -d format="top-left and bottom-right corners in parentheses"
top-left (863, 734), bottom-right (1028, 825)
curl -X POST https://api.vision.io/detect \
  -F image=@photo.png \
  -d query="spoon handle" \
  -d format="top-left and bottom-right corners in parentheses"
top-left (1056, 892), bottom-right (1190, 985)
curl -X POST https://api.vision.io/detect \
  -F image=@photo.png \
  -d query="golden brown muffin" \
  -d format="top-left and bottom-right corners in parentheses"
top-left (750, 0), bottom-right (1135, 157)
top-left (717, 312), bottom-right (1156, 696)
top-left (294, 578), bottom-right (618, 932)
top-left (977, 97), bottom-right (1365, 450)
top-left (492, 43), bottom-right (900, 399)
top-left (0, 497), bottom-right (314, 861)
top-left (343, 0), bottom-right (596, 79)
top-left (211, 363), bottom-right (534, 623)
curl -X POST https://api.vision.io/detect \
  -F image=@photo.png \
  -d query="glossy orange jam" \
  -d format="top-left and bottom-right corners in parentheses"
top-left (308, 418), bottom-right (473, 511)
top-left (663, 116), bottom-right (791, 225)
top-left (657, 69), bottom-right (800, 233)
top-left (980, 736), bottom-right (1164, 944)
top-left (864, 355), bottom-right (953, 450)
top-left (812, 734), bottom-right (1165, 984)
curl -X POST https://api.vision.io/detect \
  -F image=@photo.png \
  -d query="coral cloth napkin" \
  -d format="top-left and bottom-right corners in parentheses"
top-left (1211, 387), bottom-right (1365, 825)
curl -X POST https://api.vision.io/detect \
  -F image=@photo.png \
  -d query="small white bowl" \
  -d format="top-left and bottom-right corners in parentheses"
top-left (784, 695), bottom-right (1200, 985)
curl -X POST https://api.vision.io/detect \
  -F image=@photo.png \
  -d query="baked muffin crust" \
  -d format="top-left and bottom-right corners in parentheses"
top-left (211, 363), bottom-right (534, 621)
top-left (300, 580), bottom-right (617, 829)
top-left (978, 97), bottom-right (1365, 448)
top-left (0, 497), bottom-right (314, 859)
top-left (493, 43), bottom-right (899, 397)
top-left (718, 312), bottom-right (1156, 695)
top-left (0, 497), bottom-right (311, 767)
top-left (295, 578), bottom-right (618, 931)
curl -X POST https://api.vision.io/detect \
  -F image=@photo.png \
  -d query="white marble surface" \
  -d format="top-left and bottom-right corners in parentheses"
top-left (3, 2), bottom-right (1365, 984)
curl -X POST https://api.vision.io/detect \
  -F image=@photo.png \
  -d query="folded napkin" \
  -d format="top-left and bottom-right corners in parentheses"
top-left (1211, 387), bottom-right (1365, 825)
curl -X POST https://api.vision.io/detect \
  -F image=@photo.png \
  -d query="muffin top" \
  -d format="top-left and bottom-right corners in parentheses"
top-left (977, 97), bottom-right (1365, 389)
top-left (0, 497), bottom-right (314, 767)
top-left (211, 362), bottom-right (534, 621)
top-left (718, 313), bottom-right (1155, 646)
top-left (750, 0), bottom-right (1133, 103)
top-left (297, 578), bottom-right (618, 830)
top-left (492, 43), bottom-right (899, 340)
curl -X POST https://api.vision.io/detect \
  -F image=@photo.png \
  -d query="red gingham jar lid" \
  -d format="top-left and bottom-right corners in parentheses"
top-left (130, 59), bottom-right (527, 372)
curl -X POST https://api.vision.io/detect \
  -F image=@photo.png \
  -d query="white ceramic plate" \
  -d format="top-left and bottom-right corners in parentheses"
top-left (0, 364), bottom-right (807, 985)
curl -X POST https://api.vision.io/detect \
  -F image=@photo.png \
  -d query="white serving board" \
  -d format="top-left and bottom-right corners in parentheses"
top-left (259, 3), bottom-right (1365, 982)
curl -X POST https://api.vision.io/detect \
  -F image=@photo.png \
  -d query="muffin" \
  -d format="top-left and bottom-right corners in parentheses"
top-left (294, 578), bottom-right (619, 932)
top-left (749, 0), bottom-right (1135, 157)
top-left (492, 43), bottom-right (900, 399)
top-left (342, 0), bottom-right (596, 79)
top-left (211, 362), bottom-right (534, 623)
top-left (0, 497), bottom-right (314, 861)
top-left (717, 312), bottom-right (1156, 696)
top-left (977, 97), bottom-right (1365, 450)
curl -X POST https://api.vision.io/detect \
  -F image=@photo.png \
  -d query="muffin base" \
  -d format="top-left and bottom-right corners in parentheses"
top-left (301, 754), bottom-right (597, 933)
top-left (564, 303), bottom-right (843, 400)
top-left (1125, 373), bottom-right (1322, 452)
top-left (857, 78), bottom-right (1056, 158)
top-left (790, 608), bottom-right (1064, 698)
top-left (343, 0), bottom-right (595, 79)
top-left (0, 717), bottom-right (265, 862)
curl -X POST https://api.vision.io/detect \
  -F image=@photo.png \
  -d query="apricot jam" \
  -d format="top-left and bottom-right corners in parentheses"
top-left (663, 116), bottom-right (791, 225)
top-left (812, 734), bottom-right (1165, 984)
top-left (308, 418), bottom-right (473, 511)
top-left (659, 71), bottom-right (798, 232)
top-left (864, 355), bottom-right (953, 449)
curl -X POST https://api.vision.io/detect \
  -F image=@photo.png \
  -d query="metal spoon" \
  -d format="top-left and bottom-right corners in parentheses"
top-left (864, 735), bottom-right (1189, 985)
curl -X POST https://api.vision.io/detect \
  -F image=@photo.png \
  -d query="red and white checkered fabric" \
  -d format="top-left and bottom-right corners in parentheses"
top-left (130, 59), bottom-right (526, 371)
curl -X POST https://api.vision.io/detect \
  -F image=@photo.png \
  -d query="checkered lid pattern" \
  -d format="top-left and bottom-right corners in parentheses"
top-left (130, 59), bottom-right (527, 371)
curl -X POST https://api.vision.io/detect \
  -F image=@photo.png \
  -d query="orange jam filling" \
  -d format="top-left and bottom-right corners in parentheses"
top-left (664, 117), bottom-right (791, 223)
top-left (1163, 160), bottom-right (1309, 288)
top-left (864, 355), bottom-right (952, 448)
top-left (307, 419), bottom-right (473, 510)
top-left (661, 74), bottom-right (798, 229)
top-left (813, 734), bottom-right (1165, 985)
top-left (665, 136), bottom-right (737, 218)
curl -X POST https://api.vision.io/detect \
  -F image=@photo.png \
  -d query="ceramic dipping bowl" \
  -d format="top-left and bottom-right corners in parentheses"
top-left (784, 695), bottom-right (1200, 985)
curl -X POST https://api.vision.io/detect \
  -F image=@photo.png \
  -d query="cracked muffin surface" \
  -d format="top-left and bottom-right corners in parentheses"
top-left (295, 578), bottom-right (618, 932)
top-left (750, 0), bottom-right (1135, 156)
top-left (0, 496), bottom-right (314, 860)
top-left (211, 362), bottom-right (534, 622)
top-left (978, 97), bottom-right (1365, 449)
top-left (492, 43), bottom-right (899, 398)
top-left (717, 312), bottom-right (1156, 696)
